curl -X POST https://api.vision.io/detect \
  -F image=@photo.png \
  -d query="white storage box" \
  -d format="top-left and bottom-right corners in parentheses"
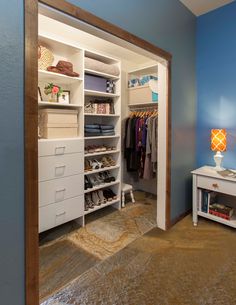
top-left (128, 84), bottom-right (158, 105)
top-left (39, 109), bottom-right (78, 139)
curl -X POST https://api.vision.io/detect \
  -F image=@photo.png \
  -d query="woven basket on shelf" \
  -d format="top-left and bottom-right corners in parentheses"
top-left (38, 45), bottom-right (54, 70)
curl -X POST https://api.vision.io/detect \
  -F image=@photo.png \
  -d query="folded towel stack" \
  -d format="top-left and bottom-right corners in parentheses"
top-left (85, 124), bottom-right (115, 137)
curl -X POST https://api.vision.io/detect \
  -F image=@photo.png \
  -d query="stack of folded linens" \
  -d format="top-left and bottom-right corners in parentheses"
top-left (85, 124), bottom-right (115, 137)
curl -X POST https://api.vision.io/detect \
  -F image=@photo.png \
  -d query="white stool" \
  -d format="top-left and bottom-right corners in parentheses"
top-left (121, 183), bottom-right (135, 208)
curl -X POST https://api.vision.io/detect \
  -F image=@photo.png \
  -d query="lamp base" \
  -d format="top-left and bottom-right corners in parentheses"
top-left (213, 151), bottom-right (224, 171)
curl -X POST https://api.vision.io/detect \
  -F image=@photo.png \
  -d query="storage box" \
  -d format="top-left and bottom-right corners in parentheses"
top-left (128, 85), bottom-right (158, 105)
top-left (85, 74), bottom-right (107, 92)
top-left (39, 109), bottom-right (78, 139)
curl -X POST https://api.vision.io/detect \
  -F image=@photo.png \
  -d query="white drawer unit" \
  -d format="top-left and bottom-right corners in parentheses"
top-left (197, 175), bottom-right (236, 197)
top-left (192, 166), bottom-right (236, 229)
top-left (39, 174), bottom-right (84, 207)
top-left (38, 138), bottom-right (84, 157)
top-left (39, 195), bottom-right (84, 233)
top-left (39, 152), bottom-right (83, 181)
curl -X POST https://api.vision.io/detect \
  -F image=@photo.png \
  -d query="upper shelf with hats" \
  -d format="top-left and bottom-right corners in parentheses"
top-left (38, 35), bottom-right (83, 84)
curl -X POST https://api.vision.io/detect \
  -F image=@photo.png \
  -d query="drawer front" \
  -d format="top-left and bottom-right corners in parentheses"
top-left (197, 175), bottom-right (236, 196)
top-left (39, 195), bottom-right (84, 233)
top-left (39, 138), bottom-right (84, 157)
top-left (39, 174), bottom-right (84, 207)
top-left (39, 153), bottom-right (83, 181)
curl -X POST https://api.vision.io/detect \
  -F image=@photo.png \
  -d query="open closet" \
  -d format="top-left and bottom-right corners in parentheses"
top-left (36, 4), bottom-right (169, 302)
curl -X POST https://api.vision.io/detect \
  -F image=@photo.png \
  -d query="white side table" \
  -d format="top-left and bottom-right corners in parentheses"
top-left (192, 166), bottom-right (236, 228)
top-left (121, 183), bottom-right (135, 208)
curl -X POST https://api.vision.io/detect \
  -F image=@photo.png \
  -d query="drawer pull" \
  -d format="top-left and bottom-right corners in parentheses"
top-left (55, 165), bottom-right (66, 177)
top-left (55, 188), bottom-right (66, 193)
top-left (55, 146), bottom-right (66, 155)
top-left (56, 211), bottom-right (66, 217)
top-left (212, 183), bottom-right (219, 188)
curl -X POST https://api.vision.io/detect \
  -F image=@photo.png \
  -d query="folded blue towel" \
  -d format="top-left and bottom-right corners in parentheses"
top-left (85, 124), bottom-right (100, 129)
top-left (100, 124), bottom-right (114, 130)
top-left (85, 128), bottom-right (101, 133)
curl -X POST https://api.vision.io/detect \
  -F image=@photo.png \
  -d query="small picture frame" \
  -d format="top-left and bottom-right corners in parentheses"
top-left (38, 87), bottom-right (43, 101)
top-left (58, 90), bottom-right (70, 104)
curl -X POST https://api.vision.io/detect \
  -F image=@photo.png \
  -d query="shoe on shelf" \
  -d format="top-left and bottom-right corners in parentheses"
top-left (106, 156), bottom-right (116, 166)
top-left (97, 190), bottom-right (107, 204)
top-left (93, 159), bottom-right (104, 169)
top-left (89, 174), bottom-right (101, 187)
top-left (104, 171), bottom-right (115, 183)
top-left (85, 175), bottom-right (93, 190)
top-left (92, 191), bottom-right (102, 206)
top-left (98, 172), bottom-right (106, 183)
top-left (88, 159), bottom-right (99, 170)
top-left (103, 189), bottom-right (113, 202)
top-left (101, 156), bottom-right (110, 168)
top-left (107, 188), bottom-right (117, 200)
top-left (85, 159), bottom-right (92, 172)
top-left (95, 173), bottom-right (105, 185)
top-left (85, 194), bottom-right (94, 210)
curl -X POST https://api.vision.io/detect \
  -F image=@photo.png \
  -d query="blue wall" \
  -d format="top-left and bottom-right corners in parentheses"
top-left (0, 1), bottom-right (196, 303)
top-left (0, 1), bottom-right (25, 305)
top-left (197, 1), bottom-right (236, 169)
top-left (68, 0), bottom-right (196, 220)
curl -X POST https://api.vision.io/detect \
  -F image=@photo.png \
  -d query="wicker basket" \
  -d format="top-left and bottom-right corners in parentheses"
top-left (38, 45), bottom-right (54, 70)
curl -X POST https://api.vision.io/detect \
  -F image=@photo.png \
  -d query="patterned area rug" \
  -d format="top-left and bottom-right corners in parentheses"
top-left (40, 191), bottom-right (156, 302)
top-left (42, 215), bottom-right (236, 305)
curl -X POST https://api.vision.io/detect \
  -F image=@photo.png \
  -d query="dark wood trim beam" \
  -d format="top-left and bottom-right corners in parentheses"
top-left (39, 0), bottom-right (172, 61)
top-left (25, 1), bottom-right (39, 305)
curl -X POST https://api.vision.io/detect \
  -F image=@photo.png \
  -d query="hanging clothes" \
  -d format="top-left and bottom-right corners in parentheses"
top-left (124, 109), bottom-right (158, 179)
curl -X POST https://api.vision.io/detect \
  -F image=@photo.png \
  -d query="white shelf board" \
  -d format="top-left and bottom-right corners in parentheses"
top-left (128, 64), bottom-right (158, 75)
top-left (38, 101), bottom-right (82, 108)
top-left (84, 113), bottom-right (120, 117)
top-left (84, 165), bottom-right (120, 175)
top-left (85, 150), bottom-right (120, 157)
top-left (38, 137), bottom-right (83, 142)
top-left (84, 198), bottom-right (120, 215)
top-left (84, 135), bottom-right (120, 140)
top-left (84, 68), bottom-right (120, 80)
top-left (128, 102), bottom-right (158, 107)
top-left (84, 180), bottom-right (120, 194)
top-left (198, 211), bottom-right (236, 228)
top-left (38, 70), bottom-right (83, 85)
top-left (84, 89), bottom-right (120, 98)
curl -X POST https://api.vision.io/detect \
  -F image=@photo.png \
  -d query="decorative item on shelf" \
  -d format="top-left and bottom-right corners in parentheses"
top-left (38, 44), bottom-right (54, 70)
top-left (57, 90), bottom-right (70, 104)
top-left (106, 80), bottom-right (115, 93)
top-left (209, 203), bottom-right (234, 220)
top-left (47, 60), bottom-right (79, 77)
top-left (211, 129), bottom-right (227, 171)
top-left (44, 83), bottom-right (63, 103)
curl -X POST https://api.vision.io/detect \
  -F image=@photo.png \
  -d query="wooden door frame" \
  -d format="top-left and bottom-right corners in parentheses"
top-left (25, 1), bottom-right (172, 304)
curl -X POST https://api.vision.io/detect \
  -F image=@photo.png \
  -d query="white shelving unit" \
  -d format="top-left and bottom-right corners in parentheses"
top-left (37, 31), bottom-right (122, 230)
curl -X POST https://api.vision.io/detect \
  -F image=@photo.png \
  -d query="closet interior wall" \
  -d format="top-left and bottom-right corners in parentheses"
top-left (38, 14), bottom-right (159, 232)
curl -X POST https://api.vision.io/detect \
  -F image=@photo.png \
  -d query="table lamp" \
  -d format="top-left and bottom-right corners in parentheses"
top-left (211, 129), bottom-right (227, 171)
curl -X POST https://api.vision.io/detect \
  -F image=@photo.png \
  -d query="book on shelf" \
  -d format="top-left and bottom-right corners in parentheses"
top-left (201, 190), bottom-right (217, 213)
top-left (209, 203), bottom-right (234, 220)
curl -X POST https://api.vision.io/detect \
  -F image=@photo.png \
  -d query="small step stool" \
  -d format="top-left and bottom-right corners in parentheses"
top-left (121, 183), bottom-right (135, 208)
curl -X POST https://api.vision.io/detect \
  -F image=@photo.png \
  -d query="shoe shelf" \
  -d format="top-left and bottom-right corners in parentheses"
top-left (84, 135), bottom-right (120, 140)
top-left (84, 68), bottom-right (119, 80)
top-left (38, 101), bottom-right (82, 108)
top-left (84, 180), bottom-right (120, 194)
top-left (84, 89), bottom-right (120, 98)
top-left (85, 150), bottom-right (120, 157)
top-left (84, 198), bottom-right (120, 215)
top-left (84, 165), bottom-right (120, 175)
top-left (38, 69), bottom-right (83, 85)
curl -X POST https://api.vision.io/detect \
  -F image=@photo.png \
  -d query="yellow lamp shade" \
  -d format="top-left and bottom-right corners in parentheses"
top-left (211, 129), bottom-right (227, 152)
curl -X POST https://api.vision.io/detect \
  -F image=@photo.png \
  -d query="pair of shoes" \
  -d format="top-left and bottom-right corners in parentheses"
top-left (101, 156), bottom-right (116, 167)
top-left (100, 171), bottom-right (115, 183)
top-left (87, 159), bottom-right (104, 170)
top-left (85, 159), bottom-right (92, 171)
top-left (103, 189), bottom-right (117, 201)
top-left (85, 175), bottom-right (93, 190)
top-left (89, 174), bottom-right (105, 187)
top-left (85, 193), bottom-right (94, 210)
